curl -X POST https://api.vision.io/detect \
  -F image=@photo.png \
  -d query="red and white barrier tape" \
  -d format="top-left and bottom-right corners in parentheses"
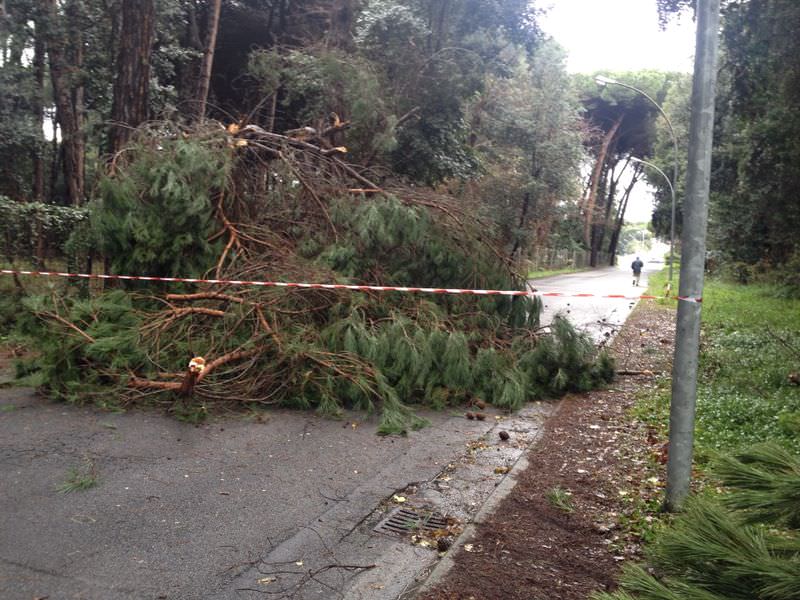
top-left (0, 269), bottom-right (702, 303)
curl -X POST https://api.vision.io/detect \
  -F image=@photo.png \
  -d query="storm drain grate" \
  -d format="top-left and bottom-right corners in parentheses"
top-left (374, 507), bottom-right (449, 537)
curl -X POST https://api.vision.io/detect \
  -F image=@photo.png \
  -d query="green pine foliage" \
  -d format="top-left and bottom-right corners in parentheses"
top-left (92, 132), bottom-right (232, 278)
top-left (16, 290), bottom-right (146, 404)
top-left (247, 47), bottom-right (397, 165)
top-left (715, 444), bottom-right (800, 530)
top-left (13, 125), bottom-right (615, 434)
top-left (593, 444), bottom-right (800, 600)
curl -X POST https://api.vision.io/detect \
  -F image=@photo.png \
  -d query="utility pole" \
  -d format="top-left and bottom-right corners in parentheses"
top-left (664, 0), bottom-right (720, 512)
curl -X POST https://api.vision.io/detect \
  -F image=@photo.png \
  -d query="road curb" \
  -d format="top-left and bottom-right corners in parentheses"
top-left (409, 400), bottom-right (564, 597)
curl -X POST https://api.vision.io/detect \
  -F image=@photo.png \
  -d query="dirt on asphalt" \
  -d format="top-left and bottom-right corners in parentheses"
top-left (418, 302), bottom-right (676, 600)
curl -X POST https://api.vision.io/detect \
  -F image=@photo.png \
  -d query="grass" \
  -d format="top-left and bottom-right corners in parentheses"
top-left (695, 280), bottom-right (800, 453)
top-left (546, 486), bottom-right (575, 513)
top-left (527, 266), bottom-right (587, 280)
top-left (636, 270), bottom-right (800, 457)
top-left (602, 266), bottom-right (800, 600)
top-left (57, 459), bottom-right (98, 493)
top-left (644, 265), bottom-right (679, 307)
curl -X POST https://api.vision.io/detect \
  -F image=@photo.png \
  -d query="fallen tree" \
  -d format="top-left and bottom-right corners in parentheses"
top-left (16, 120), bottom-right (613, 433)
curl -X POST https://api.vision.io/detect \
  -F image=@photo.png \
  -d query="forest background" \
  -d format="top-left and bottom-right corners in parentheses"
top-left (1, 0), bottom-right (798, 424)
top-left (1, 0), bottom-right (798, 279)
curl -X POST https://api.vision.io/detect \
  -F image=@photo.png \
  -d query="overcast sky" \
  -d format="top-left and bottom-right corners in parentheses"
top-left (539, 0), bottom-right (696, 223)
top-left (539, 0), bottom-right (696, 74)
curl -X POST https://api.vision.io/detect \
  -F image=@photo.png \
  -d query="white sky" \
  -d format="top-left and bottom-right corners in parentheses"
top-left (539, 0), bottom-right (696, 223)
top-left (539, 0), bottom-right (696, 74)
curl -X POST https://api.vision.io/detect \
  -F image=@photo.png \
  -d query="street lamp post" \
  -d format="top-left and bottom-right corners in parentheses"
top-left (630, 156), bottom-right (675, 259)
top-left (595, 75), bottom-right (678, 286)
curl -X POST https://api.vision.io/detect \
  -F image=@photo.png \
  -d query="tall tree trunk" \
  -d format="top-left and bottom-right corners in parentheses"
top-left (32, 17), bottom-right (46, 202)
top-left (43, 0), bottom-right (85, 206)
top-left (589, 162), bottom-right (611, 266)
top-left (108, 0), bottom-right (155, 156)
top-left (510, 191), bottom-right (532, 259)
top-left (0, 0), bottom-right (9, 65)
top-left (607, 165), bottom-right (642, 265)
top-left (327, 0), bottom-right (354, 50)
top-left (50, 115), bottom-right (60, 196)
top-left (68, 0), bottom-right (84, 191)
top-left (177, 2), bottom-right (202, 114)
top-left (428, 0), bottom-right (450, 53)
top-left (591, 160), bottom-right (625, 266)
top-left (583, 113), bottom-right (623, 263)
top-left (194, 0), bottom-right (222, 121)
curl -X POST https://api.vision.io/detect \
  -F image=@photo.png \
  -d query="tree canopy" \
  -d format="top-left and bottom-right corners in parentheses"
top-left (3, 0), bottom-right (796, 279)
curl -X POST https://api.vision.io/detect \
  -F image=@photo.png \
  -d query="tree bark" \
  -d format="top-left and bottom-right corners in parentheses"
top-left (589, 162), bottom-right (611, 266)
top-left (428, 0), bottom-right (450, 53)
top-left (108, 0), bottom-right (156, 156)
top-left (68, 0), bottom-right (84, 191)
top-left (1, 0), bottom-right (11, 65)
top-left (607, 164), bottom-right (642, 265)
top-left (43, 0), bottom-right (85, 206)
top-left (583, 113), bottom-right (623, 262)
top-left (510, 191), bottom-right (532, 259)
top-left (194, 0), bottom-right (222, 121)
top-left (327, 0), bottom-right (354, 49)
top-left (32, 20), bottom-right (46, 202)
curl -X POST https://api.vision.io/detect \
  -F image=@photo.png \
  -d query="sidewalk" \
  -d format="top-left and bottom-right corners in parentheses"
top-left (414, 302), bottom-right (675, 600)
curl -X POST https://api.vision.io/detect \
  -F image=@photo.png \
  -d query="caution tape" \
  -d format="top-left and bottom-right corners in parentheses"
top-left (0, 269), bottom-right (701, 303)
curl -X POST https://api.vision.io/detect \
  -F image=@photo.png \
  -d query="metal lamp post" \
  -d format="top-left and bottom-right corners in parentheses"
top-left (629, 156), bottom-right (675, 259)
top-left (595, 75), bottom-right (678, 287)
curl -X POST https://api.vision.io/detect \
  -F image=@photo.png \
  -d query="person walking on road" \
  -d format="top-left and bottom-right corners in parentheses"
top-left (631, 256), bottom-right (644, 286)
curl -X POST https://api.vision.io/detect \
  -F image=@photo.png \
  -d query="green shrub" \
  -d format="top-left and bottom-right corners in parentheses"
top-left (0, 196), bottom-right (90, 264)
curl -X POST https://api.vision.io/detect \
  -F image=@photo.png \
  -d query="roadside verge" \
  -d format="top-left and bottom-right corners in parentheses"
top-left (414, 300), bottom-right (676, 600)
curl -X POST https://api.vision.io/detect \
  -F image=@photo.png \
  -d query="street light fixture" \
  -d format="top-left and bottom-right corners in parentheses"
top-left (595, 75), bottom-right (679, 285)
top-left (629, 156), bottom-right (675, 260)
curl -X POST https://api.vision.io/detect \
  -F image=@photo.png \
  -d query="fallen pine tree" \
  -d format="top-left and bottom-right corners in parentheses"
top-left (14, 121), bottom-right (613, 433)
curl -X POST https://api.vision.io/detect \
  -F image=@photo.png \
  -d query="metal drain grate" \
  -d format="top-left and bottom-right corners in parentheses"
top-left (374, 507), bottom-right (449, 537)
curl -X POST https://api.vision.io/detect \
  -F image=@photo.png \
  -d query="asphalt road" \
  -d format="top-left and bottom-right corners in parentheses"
top-left (0, 384), bottom-right (550, 600)
top-left (531, 259), bottom-right (653, 342)
top-left (0, 263), bottom-right (649, 599)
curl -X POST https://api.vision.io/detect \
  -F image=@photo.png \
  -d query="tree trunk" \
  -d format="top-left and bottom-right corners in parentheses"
top-left (50, 115), bottom-right (60, 196)
top-left (194, 0), bottom-right (222, 121)
top-left (510, 191), bottom-right (532, 259)
top-left (108, 0), bottom-right (155, 156)
top-left (592, 157), bottom-right (627, 265)
top-left (1, 0), bottom-right (12, 65)
top-left (589, 162), bottom-right (611, 266)
top-left (68, 0), bottom-right (84, 192)
top-left (43, 0), bottom-right (85, 206)
top-left (32, 17), bottom-right (46, 202)
top-left (583, 113), bottom-right (623, 263)
top-left (607, 165), bottom-right (642, 265)
top-left (327, 0), bottom-right (354, 50)
top-left (428, 0), bottom-right (450, 53)
top-left (177, 2), bottom-right (202, 114)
